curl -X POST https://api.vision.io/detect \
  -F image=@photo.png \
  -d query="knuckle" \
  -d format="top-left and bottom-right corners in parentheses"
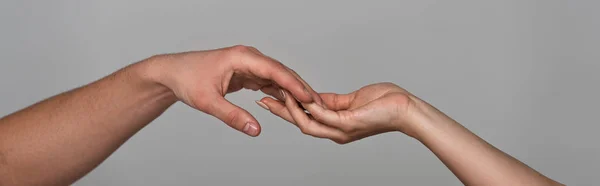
top-left (338, 113), bottom-right (359, 133)
top-left (230, 44), bottom-right (249, 52)
top-left (218, 49), bottom-right (241, 65)
top-left (225, 109), bottom-right (242, 127)
top-left (380, 82), bottom-right (398, 87)
top-left (190, 94), bottom-right (210, 110)
top-left (332, 94), bottom-right (340, 109)
top-left (390, 93), bottom-right (411, 107)
top-left (224, 45), bottom-right (249, 56)
top-left (229, 45), bottom-right (258, 54)
top-left (194, 99), bottom-right (209, 111)
top-left (246, 46), bottom-right (259, 52)
top-left (299, 125), bottom-right (312, 135)
top-left (224, 45), bottom-right (261, 67)
top-left (333, 137), bottom-right (351, 145)
top-left (335, 140), bottom-right (349, 145)
top-left (299, 127), bottom-right (309, 135)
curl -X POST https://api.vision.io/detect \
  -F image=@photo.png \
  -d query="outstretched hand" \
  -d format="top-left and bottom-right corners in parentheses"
top-left (258, 82), bottom-right (421, 144)
top-left (147, 45), bottom-right (323, 136)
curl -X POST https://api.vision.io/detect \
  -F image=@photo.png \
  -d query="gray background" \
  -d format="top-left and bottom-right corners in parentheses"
top-left (0, 0), bottom-right (598, 185)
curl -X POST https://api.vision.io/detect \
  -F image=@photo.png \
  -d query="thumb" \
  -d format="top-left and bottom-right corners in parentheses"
top-left (201, 96), bottom-right (261, 137)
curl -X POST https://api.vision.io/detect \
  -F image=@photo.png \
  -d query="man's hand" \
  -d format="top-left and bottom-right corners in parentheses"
top-left (0, 45), bottom-right (325, 185)
top-left (257, 82), bottom-right (419, 143)
top-left (145, 45), bottom-right (323, 136)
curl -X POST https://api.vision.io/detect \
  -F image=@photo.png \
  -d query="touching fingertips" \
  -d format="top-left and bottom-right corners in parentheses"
top-left (303, 87), bottom-right (312, 99)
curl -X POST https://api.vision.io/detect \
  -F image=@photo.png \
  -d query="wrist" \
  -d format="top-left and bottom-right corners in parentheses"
top-left (416, 109), bottom-right (466, 146)
top-left (128, 55), bottom-right (178, 102)
top-left (397, 96), bottom-right (453, 142)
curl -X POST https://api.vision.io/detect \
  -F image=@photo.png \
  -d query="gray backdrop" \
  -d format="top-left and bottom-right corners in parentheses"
top-left (1, 0), bottom-right (598, 185)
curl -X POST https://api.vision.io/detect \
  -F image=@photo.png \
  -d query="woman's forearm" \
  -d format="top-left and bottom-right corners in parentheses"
top-left (0, 60), bottom-right (177, 185)
top-left (411, 100), bottom-right (562, 186)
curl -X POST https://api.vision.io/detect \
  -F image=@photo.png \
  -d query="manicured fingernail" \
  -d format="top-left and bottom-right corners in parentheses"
top-left (255, 100), bottom-right (269, 110)
top-left (280, 89), bottom-right (286, 100)
top-left (243, 122), bottom-right (259, 136)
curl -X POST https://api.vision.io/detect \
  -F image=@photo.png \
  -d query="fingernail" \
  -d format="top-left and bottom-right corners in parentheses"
top-left (243, 122), bottom-right (259, 136)
top-left (255, 100), bottom-right (269, 110)
top-left (280, 89), bottom-right (286, 100)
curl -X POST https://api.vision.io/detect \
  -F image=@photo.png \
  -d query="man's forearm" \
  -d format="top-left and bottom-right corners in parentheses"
top-left (411, 100), bottom-right (562, 185)
top-left (0, 59), bottom-right (177, 185)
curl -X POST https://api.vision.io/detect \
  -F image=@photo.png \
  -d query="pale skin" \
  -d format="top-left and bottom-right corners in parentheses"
top-left (259, 83), bottom-right (563, 185)
top-left (0, 45), bottom-right (561, 185)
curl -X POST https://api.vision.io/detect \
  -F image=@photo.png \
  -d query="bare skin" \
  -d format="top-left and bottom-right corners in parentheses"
top-left (259, 83), bottom-right (564, 186)
top-left (0, 45), bottom-right (563, 185)
top-left (0, 45), bottom-right (322, 186)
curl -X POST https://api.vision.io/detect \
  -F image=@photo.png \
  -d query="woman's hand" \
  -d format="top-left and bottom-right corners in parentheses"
top-left (258, 82), bottom-right (563, 185)
top-left (257, 82), bottom-right (422, 143)
top-left (145, 45), bottom-right (323, 136)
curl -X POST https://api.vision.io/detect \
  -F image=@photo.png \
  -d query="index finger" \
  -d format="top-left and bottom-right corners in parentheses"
top-left (232, 46), bottom-right (314, 103)
top-left (282, 66), bottom-right (325, 108)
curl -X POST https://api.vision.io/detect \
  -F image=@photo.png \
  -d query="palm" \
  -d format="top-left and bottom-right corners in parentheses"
top-left (346, 83), bottom-right (408, 110)
top-left (335, 83), bottom-right (414, 138)
top-left (260, 82), bottom-right (417, 144)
